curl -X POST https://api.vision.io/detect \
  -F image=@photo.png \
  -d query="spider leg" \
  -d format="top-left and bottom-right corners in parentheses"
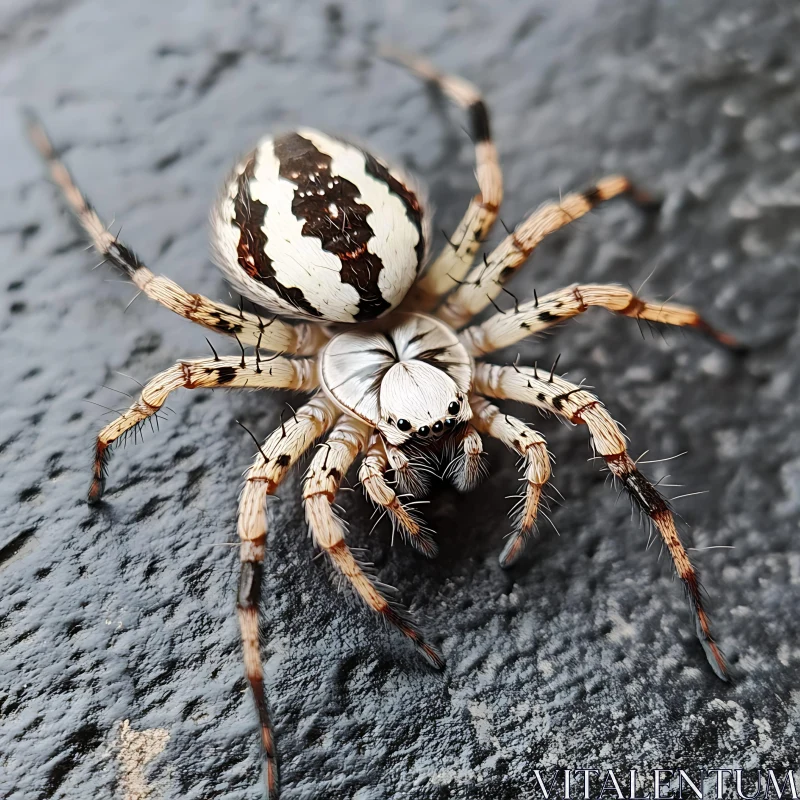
top-left (89, 355), bottom-right (316, 501)
top-left (382, 47), bottom-right (503, 311)
top-left (470, 396), bottom-right (552, 567)
top-left (460, 283), bottom-right (737, 356)
top-left (444, 423), bottom-right (487, 492)
top-left (437, 176), bottom-right (650, 330)
top-left (237, 395), bottom-right (340, 797)
top-left (359, 432), bottom-right (438, 557)
top-left (383, 442), bottom-right (434, 498)
top-left (25, 112), bottom-right (328, 355)
top-left (303, 417), bottom-right (444, 667)
top-left (473, 362), bottom-right (729, 680)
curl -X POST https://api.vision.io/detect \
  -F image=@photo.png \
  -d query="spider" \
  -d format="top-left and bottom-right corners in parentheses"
top-left (28, 48), bottom-right (734, 798)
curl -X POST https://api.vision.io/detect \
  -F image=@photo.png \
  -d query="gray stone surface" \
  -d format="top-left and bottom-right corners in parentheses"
top-left (2, 1), bottom-right (799, 798)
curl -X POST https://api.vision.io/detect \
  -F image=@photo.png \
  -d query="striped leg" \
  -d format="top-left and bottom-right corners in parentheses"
top-left (445, 424), bottom-right (487, 492)
top-left (89, 355), bottom-right (316, 501)
top-left (237, 395), bottom-right (340, 798)
top-left (473, 363), bottom-right (729, 680)
top-left (382, 48), bottom-right (503, 311)
top-left (460, 283), bottom-right (737, 356)
top-left (359, 433), bottom-right (438, 558)
top-left (303, 418), bottom-right (444, 668)
top-left (470, 396), bottom-right (552, 567)
top-left (26, 113), bottom-right (327, 355)
top-left (438, 176), bottom-right (649, 329)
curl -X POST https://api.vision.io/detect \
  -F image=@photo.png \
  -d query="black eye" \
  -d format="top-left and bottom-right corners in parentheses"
top-left (448, 401), bottom-right (461, 415)
top-left (432, 420), bottom-right (444, 434)
top-left (396, 418), bottom-right (412, 431)
top-left (417, 425), bottom-right (430, 437)
top-left (444, 417), bottom-right (456, 427)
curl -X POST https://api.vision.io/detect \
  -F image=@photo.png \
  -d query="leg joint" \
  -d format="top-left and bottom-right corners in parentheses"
top-left (620, 295), bottom-right (647, 317)
top-left (570, 400), bottom-right (601, 423)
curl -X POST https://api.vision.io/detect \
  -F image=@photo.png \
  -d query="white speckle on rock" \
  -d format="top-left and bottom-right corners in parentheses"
top-left (116, 720), bottom-right (169, 800)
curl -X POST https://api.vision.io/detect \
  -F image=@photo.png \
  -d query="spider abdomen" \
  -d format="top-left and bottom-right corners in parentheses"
top-left (211, 129), bottom-right (429, 323)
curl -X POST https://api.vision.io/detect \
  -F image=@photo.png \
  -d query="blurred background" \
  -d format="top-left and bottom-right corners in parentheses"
top-left (1, 1), bottom-right (799, 798)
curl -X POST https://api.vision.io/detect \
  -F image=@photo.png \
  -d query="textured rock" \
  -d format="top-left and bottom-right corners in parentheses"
top-left (1, 1), bottom-right (799, 798)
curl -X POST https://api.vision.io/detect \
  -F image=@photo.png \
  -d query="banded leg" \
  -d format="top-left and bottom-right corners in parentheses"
top-left (359, 433), bottom-right (438, 557)
top-left (382, 48), bottom-right (503, 311)
top-left (26, 113), bottom-right (327, 355)
top-left (460, 283), bottom-right (737, 356)
top-left (470, 396), bottom-right (552, 567)
top-left (303, 418), bottom-right (444, 667)
top-left (445, 424), bottom-right (487, 492)
top-left (89, 355), bottom-right (316, 501)
top-left (473, 363), bottom-right (729, 680)
top-left (438, 176), bottom-right (649, 329)
top-left (237, 395), bottom-right (340, 797)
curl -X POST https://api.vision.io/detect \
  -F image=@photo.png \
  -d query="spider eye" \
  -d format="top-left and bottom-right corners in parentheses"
top-left (417, 425), bottom-right (431, 437)
top-left (432, 420), bottom-right (444, 434)
top-left (448, 400), bottom-right (461, 415)
top-left (396, 418), bottom-right (412, 432)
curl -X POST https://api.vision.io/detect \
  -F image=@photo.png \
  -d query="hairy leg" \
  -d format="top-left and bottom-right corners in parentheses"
top-left (470, 396), bottom-right (552, 567)
top-left (383, 441), bottom-right (435, 498)
top-left (26, 113), bottom-right (328, 355)
top-left (445, 423), bottom-right (487, 492)
top-left (89, 354), bottom-right (316, 501)
top-left (237, 394), bottom-right (340, 797)
top-left (303, 417), bottom-right (444, 667)
top-left (438, 176), bottom-right (650, 329)
top-left (473, 363), bottom-right (729, 680)
top-left (359, 432), bottom-right (438, 557)
top-left (382, 48), bottom-right (503, 311)
top-left (460, 283), bottom-right (737, 356)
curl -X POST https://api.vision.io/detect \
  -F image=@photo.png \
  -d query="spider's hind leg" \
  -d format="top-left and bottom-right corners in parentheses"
top-left (26, 112), bottom-right (327, 355)
top-left (382, 47), bottom-right (503, 311)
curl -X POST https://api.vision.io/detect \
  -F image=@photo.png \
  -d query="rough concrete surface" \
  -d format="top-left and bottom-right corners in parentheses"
top-left (1, 1), bottom-right (799, 799)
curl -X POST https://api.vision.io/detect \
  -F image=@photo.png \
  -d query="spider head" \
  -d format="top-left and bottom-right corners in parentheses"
top-left (377, 360), bottom-right (472, 447)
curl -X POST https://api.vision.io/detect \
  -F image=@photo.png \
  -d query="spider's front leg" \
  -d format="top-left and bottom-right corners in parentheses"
top-left (359, 433), bottom-right (438, 557)
top-left (237, 394), bottom-right (341, 798)
top-left (383, 441), bottom-right (435, 498)
top-left (303, 417), bottom-right (444, 668)
top-left (445, 423), bottom-right (487, 492)
top-left (26, 113), bottom-right (328, 355)
top-left (474, 363), bottom-right (729, 680)
top-left (382, 48), bottom-right (503, 311)
top-left (88, 355), bottom-right (315, 501)
top-left (470, 397), bottom-right (552, 567)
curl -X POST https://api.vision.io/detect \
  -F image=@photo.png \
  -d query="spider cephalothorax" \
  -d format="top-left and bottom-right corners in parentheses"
top-left (29, 48), bottom-right (736, 799)
top-left (320, 312), bottom-right (473, 446)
